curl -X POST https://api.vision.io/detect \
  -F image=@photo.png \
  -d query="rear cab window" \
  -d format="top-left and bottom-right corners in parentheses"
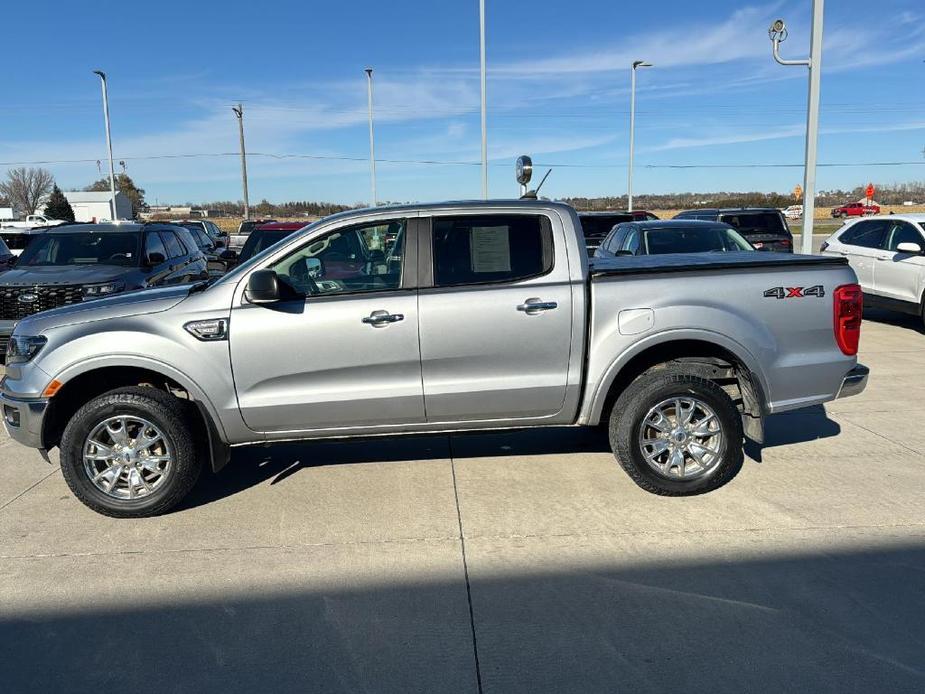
top-left (431, 214), bottom-right (553, 287)
top-left (719, 212), bottom-right (788, 236)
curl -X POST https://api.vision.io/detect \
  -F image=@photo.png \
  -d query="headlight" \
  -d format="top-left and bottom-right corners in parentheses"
top-left (6, 335), bottom-right (47, 364)
top-left (82, 281), bottom-right (126, 297)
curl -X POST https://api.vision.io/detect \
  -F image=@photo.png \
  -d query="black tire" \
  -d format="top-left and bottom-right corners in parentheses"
top-left (59, 387), bottom-right (202, 518)
top-left (609, 369), bottom-right (744, 496)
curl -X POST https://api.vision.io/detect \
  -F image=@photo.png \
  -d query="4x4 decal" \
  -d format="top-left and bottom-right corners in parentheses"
top-left (764, 285), bottom-right (825, 299)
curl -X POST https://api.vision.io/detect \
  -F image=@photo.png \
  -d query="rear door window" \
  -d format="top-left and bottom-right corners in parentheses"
top-left (840, 220), bottom-right (888, 249)
top-left (432, 214), bottom-right (552, 286)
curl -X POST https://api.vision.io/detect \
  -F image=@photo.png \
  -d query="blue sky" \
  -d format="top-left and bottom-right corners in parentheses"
top-left (1, 0), bottom-right (923, 205)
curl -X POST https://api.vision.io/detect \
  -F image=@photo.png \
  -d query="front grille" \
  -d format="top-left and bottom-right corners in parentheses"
top-left (0, 285), bottom-right (84, 321)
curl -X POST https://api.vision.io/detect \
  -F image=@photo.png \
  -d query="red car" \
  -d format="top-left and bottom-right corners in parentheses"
top-left (832, 202), bottom-right (880, 218)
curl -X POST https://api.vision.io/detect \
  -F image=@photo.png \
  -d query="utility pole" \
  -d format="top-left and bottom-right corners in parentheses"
top-left (232, 104), bottom-right (250, 220)
top-left (769, 2), bottom-right (824, 255)
top-left (92, 71), bottom-right (118, 221)
top-left (365, 68), bottom-right (377, 207)
top-left (479, 0), bottom-right (488, 199)
top-left (628, 60), bottom-right (652, 212)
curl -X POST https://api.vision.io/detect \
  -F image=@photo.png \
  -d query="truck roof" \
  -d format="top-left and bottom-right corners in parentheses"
top-left (318, 199), bottom-right (575, 226)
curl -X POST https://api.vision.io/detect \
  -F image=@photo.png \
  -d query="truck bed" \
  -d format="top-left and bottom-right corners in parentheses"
top-left (588, 251), bottom-right (847, 277)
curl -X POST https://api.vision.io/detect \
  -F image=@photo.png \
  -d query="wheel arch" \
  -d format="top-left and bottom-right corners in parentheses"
top-left (584, 332), bottom-right (768, 441)
top-left (41, 359), bottom-right (230, 472)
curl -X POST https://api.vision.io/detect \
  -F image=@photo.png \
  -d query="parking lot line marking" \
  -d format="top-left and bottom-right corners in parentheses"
top-left (0, 467), bottom-right (60, 514)
top-left (448, 435), bottom-right (484, 694)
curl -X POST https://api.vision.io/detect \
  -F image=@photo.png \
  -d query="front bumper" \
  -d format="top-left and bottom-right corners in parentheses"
top-left (1, 392), bottom-right (48, 448)
top-left (837, 364), bottom-right (869, 399)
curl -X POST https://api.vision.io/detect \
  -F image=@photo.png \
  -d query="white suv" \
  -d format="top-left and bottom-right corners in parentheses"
top-left (821, 214), bottom-right (925, 327)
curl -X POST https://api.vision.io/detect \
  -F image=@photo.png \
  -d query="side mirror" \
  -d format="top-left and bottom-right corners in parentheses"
top-left (214, 240), bottom-right (225, 249)
top-left (246, 269), bottom-right (281, 304)
top-left (219, 249), bottom-right (238, 261)
top-left (896, 242), bottom-right (922, 254)
top-left (147, 252), bottom-right (166, 265)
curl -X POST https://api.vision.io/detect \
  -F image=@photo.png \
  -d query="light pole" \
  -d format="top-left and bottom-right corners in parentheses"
top-left (627, 60), bottom-right (652, 213)
top-left (769, 3), bottom-right (824, 255)
top-left (92, 70), bottom-right (118, 221)
top-left (232, 104), bottom-right (250, 220)
top-left (479, 0), bottom-right (488, 199)
top-left (365, 68), bottom-right (377, 207)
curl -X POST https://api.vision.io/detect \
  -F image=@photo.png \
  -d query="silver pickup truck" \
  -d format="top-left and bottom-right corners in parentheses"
top-left (0, 200), bottom-right (868, 517)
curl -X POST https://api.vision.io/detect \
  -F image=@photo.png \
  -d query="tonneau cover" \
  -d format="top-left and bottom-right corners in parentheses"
top-left (589, 251), bottom-right (847, 277)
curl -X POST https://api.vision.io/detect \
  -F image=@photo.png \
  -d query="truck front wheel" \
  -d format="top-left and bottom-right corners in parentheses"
top-left (59, 387), bottom-right (202, 518)
top-left (609, 370), bottom-right (743, 496)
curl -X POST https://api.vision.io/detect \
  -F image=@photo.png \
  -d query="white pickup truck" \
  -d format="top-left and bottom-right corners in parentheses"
top-left (0, 214), bottom-right (67, 230)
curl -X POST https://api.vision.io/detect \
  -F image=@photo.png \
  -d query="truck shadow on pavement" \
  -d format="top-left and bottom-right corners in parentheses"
top-left (180, 410), bottom-right (839, 512)
top-left (863, 307), bottom-right (924, 333)
top-left (2, 543), bottom-right (923, 693)
top-left (745, 405), bottom-right (841, 463)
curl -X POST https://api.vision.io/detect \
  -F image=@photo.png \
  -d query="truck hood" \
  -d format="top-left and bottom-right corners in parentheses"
top-left (0, 264), bottom-right (138, 287)
top-left (13, 284), bottom-right (192, 334)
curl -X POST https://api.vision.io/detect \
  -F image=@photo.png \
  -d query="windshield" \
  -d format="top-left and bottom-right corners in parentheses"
top-left (643, 226), bottom-right (753, 254)
top-left (719, 212), bottom-right (788, 235)
top-left (17, 232), bottom-right (141, 267)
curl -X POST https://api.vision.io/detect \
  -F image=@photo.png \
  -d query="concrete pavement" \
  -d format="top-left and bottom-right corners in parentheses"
top-left (1, 310), bottom-right (924, 693)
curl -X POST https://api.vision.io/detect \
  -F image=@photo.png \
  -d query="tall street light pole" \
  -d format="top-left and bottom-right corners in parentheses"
top-left (479, 0), bottom-right (488, 199)
top-left (365, 68), bottom-right (377, 207)
top-left (232, 104), bottom-right (250, 221)
top-left (92, 70), bottom-right (118, 221)
top-left (769, 3), bottom-right (824, 255)
top-left (627, 60), bottom-right (652, 213)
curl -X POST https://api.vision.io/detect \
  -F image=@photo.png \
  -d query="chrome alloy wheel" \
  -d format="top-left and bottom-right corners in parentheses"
top-left (82, 416), bottom-right (173, 500)
top-left (637, 397), bottom-right (725, 480)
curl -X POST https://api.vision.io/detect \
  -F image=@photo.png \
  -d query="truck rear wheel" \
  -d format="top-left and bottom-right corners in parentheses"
top-left (59, 387), bottom-right (202, 518)
top-left (609, 369), bottom-right (743, 496)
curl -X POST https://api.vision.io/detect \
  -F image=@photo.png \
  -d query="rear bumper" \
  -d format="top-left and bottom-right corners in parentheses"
top-left (837, 364), bottom-right (869, 399)
top-left (0, 392), bottom-right (48, 448)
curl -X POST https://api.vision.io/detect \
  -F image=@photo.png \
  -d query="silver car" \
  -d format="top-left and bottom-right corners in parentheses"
top-left (821, 214), bottom-right (925, 327)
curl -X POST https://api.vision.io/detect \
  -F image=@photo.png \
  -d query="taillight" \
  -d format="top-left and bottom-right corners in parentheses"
top-left (833, 283), bottom-right (862, 355)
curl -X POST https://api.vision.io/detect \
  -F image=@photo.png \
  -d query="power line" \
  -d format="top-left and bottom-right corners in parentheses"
top-left (1, 151), bottom-right (923, 170)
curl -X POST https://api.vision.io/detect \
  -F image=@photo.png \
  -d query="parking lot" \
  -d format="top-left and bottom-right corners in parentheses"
top-left (0, 306), bottom-right (921, 693)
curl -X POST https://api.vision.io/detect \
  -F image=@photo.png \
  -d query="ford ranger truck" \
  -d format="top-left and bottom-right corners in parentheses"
top-left (0, 201), bottom-right (869, 517)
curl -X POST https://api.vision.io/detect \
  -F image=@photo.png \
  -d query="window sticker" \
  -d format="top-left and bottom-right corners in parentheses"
top-left (470, 226), bottom-right (511, 273)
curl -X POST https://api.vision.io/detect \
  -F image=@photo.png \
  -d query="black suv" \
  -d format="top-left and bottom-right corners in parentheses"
top-left (0, 223), bottom-right (207, 358)
top-left (674, 208), bottom-right (793, 252)
top-left (578, 211), bottom-right (659, 254)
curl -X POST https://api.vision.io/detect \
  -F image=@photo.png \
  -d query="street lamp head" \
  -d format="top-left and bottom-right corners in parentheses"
top-left (92, 70), bottom-right (106, 79)
top-left (633, 60), bottom-right (653, 69)
top-left (364, 67), bottom-right (373, 77)
top-left (768, 19), bottom-right (788, 42)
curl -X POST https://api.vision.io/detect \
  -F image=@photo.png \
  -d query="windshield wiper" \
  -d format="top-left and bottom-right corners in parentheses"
top-left (188, 276), bottom-right (219, 294)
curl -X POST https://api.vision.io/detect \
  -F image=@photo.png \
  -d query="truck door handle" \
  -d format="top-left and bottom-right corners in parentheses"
top-left (362, 310), bottom-right (404, 326)
top-left (517, 298), bottom-right (558, 314)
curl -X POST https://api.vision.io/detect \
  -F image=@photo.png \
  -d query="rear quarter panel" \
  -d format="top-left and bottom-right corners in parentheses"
top-left (581, 262), bottom-right (860, 422)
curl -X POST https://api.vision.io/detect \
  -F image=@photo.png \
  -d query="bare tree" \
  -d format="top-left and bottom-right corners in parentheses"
top-left (0, 167), bottom-right (55, 215)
